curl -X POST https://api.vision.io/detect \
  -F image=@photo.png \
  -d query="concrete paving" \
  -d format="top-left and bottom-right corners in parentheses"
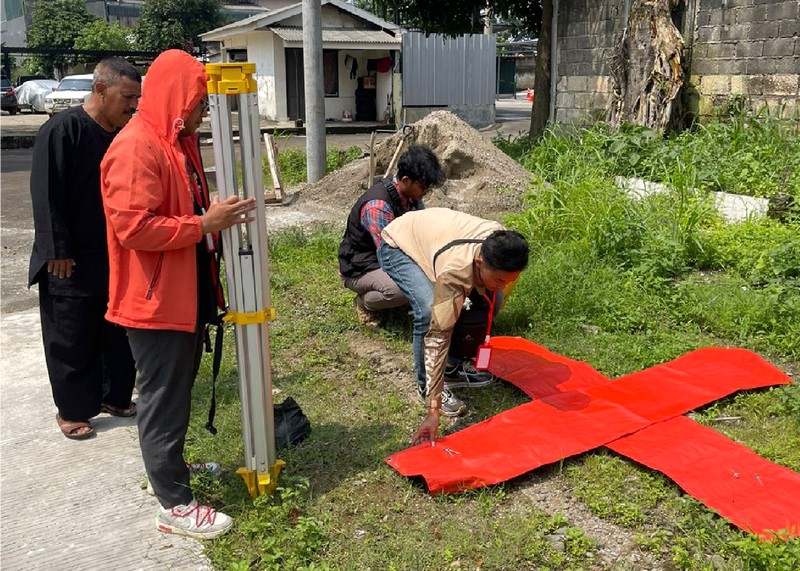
top-left (1, 144), bottom-right (214, 568)
top-left (0, 309), bottom-right (211, 569)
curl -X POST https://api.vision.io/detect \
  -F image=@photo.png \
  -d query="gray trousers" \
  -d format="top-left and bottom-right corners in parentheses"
top-left (343, 267), bottom-right (408, 311)
top-left (127, 327), bottom-right (203, 509)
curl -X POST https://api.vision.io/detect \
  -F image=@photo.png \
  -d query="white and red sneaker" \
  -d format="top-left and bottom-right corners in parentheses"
top-left (156, 499), bottom-right (232, 540)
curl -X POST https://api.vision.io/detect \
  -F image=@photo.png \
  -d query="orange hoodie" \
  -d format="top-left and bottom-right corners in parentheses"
top-left (101, 50), bottom-right (209, 333)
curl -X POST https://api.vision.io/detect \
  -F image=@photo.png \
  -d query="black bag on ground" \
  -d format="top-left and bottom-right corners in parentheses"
top-left (449, 289), bottom-right (492, 361)
top-left (274, 397), bottom-right (311, 449)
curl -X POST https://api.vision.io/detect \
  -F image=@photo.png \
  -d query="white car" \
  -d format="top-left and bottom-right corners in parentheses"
top-left (44, 74), bottom-right (93, 116)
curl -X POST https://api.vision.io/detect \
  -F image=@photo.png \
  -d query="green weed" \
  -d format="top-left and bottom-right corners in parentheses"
top-left (263, 146), bottom-right (362, 186)
top-left (503, 115), bottom-right (800, 200)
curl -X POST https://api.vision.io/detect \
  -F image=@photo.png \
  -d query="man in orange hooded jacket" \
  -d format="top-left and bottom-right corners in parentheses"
top-left (101, 50), bottom-right (255, 539)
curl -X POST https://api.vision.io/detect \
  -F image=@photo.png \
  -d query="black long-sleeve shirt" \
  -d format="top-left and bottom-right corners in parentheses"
top-left (28, 106), bottom-right (116, 297)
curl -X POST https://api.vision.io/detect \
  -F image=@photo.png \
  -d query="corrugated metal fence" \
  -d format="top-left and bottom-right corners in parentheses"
top-left (402, 32), bottom-right (496, 107)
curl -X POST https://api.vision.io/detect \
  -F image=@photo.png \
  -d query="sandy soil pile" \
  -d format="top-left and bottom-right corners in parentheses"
top-left (296, 110), bottom-right (532, 219)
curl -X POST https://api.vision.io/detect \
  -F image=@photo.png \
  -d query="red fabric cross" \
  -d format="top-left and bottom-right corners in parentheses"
top-left (386, 337), bottom-right (800, 539)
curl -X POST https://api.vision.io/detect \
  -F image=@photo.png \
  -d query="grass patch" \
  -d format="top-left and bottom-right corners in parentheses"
top-left (185, 116), bottom-right (798, 569)
top-left (263, 145), bottom-right (362, 187)
top-left (496, 113), bottom-right (800, 201)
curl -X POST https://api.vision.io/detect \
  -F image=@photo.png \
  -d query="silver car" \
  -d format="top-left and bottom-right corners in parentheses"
top-left (16, 79), bottom-right (59, 113)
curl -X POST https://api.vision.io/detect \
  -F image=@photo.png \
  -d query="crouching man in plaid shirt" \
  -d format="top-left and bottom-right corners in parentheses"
top-left (338, 145), bottom-right (443, 326)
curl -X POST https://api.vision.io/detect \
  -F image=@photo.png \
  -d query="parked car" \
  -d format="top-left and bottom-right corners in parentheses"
top-left (44, 74), bottom-right (93, 116)
top-left (1, 76), bottom-right (19, 115)
top-left (16, 79), bottom-right (59, 113)
top-left (16, 74), bottom-right (49, 87)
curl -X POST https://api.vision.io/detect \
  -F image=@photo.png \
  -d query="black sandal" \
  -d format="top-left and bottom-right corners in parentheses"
top-left (100, 402), bottom-right (137, 417)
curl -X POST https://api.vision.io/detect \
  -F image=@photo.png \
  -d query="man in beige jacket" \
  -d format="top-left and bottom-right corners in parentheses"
top-left (379, 208), bottom-right (530, 443)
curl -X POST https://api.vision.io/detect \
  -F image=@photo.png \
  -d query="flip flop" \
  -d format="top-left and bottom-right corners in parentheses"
top-left (56, 414), bottom-right (95, 440)
top-left (100, 402), bottom-right (137, 417)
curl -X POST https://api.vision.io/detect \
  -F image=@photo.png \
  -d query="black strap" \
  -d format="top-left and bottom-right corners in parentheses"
top-left (204, 319), bottom-right (225, 435)
top-left (433, 239), bottom-right (485, 273)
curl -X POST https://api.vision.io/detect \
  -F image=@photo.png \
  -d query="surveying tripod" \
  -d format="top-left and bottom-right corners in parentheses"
top-left (206, 63), bottom-right (283, 498)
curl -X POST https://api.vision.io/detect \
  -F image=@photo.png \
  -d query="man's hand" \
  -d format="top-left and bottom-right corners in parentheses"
top-left (47, 259), bottom-right (76, 279)
top-left (412, 409), bottom-right (441, 446)
top-left (201, 196), bottom-right (257, 234)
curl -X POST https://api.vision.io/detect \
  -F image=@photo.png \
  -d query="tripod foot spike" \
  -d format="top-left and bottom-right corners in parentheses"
top-left (237, 460), bottom-right (286, 498)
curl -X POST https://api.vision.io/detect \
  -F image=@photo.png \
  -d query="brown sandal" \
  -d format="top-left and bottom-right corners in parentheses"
top-left (56, 414), bottom-right (95, 440)
top-left (100, 402), bottom-right (137, 417)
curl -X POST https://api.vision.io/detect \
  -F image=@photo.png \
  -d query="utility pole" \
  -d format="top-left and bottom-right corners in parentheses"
top-left (302, 0), bottom-right (326, 183)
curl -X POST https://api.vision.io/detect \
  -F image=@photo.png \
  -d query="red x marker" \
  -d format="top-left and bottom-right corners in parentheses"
top-left (387, 337), bottom-right (799, 539)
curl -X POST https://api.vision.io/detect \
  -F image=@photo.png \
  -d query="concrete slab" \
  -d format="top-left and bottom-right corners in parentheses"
top-left (0, 309), bottom-right (211, 570)
top-left (615, 176), bottom-right (770, 223)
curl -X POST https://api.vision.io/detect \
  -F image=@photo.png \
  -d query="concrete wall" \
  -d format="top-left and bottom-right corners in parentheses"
top-left (689, 0), bottom-right (799, 119)
top-left (553, 0), bottom-right (800, 123)
top-left (243, 32), bottom-right (278, 119)
top-left (554, 0), bottom-right (621, 122)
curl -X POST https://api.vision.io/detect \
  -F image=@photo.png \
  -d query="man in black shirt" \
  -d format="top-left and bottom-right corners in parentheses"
top-left (29, 57), bottom-right (142, 440)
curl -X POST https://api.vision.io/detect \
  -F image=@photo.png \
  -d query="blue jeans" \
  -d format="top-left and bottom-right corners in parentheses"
top-left (378, 243), bottom-right (434, 393)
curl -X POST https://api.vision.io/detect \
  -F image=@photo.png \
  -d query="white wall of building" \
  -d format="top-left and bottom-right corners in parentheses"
top-left (245, 32), bottom-right (277, 119)
top-left (220, 25), bottom-right (398, 121)
top-left (273, 36), bottom-right (288, 121)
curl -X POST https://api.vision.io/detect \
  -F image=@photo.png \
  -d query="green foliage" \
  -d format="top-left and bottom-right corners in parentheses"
top-left (26, 0), bottom-right (96, 75)
top-left (504, 115), bottom-right (800, 200)
top-left (135, 0), bottom-right (222, 52)
top-left (73, 20), bottom-right (134, 51)
top-left (355, 0), bottom-right (543, 37)
top-left (205, 478), bottom-right (329, 570)
top-left (263, 146), bottom-right (363, 187)
top-left (698, 219), bottom-right (800, 281)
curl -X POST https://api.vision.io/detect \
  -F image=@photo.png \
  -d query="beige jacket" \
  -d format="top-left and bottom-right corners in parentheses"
top-left (382, 208), bottom-right (503, 408)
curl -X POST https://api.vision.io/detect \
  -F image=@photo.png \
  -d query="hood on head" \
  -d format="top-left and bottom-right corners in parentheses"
top-left (136, 49), bottom-right (207, 141)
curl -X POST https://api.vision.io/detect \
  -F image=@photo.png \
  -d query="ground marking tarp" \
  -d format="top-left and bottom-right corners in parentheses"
top-left (386, 337), bottom-right (799, 539)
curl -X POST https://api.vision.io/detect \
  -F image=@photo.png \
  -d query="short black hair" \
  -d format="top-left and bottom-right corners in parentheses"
top-left (93, 57), bottom-right (142, 89)
top-left (396, 144), bottom-right (445, 188)
top-left (482, 230), bottom-right (530, 272)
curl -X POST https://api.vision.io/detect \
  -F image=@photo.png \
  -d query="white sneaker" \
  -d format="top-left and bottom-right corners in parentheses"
top-left (146, 462), bottom-right (221, 496)
top-left (156, 500), bottom-right (233, 540)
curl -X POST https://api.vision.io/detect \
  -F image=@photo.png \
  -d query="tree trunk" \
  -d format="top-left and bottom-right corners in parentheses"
top-left (529, 0), bottom-right (553, 139)
top-left (607, 0), bottom-right (685, 131)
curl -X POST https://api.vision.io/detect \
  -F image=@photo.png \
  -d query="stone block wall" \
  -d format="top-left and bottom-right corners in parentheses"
top-left (553, 0), bottom-right (800, 123)
top-left (554, 0), bottom-right (622, 122)
top-left (690, 0), bottom-right (799, 119)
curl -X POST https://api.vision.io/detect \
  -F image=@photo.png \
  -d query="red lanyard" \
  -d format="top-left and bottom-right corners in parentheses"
top-left (484, 290), bottom-right (496, 343)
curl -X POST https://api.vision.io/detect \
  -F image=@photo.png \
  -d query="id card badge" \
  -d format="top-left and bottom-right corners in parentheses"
top-left (475, 336), bottom-right (492, 370)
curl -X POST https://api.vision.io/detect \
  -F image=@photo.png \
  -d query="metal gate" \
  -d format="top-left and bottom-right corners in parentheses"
top-left (401, 32), bottom-right (496, 107)
top-left (496, 57), bottom-right (517, 96)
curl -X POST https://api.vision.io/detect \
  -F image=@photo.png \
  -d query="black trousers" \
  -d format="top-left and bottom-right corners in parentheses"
top-left (39, 282), bottom-right (136, 421)
top-left (127, 327), bottom-right (204, 509)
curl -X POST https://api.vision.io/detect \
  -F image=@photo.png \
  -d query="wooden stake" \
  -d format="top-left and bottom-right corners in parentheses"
top-left (368, 130), bottom-right (376, 187)
top-left (263, 133), bottom-right (284, 204)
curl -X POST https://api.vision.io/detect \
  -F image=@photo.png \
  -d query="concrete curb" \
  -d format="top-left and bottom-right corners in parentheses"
top-left (1, 134), bottom-right (36, 149)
